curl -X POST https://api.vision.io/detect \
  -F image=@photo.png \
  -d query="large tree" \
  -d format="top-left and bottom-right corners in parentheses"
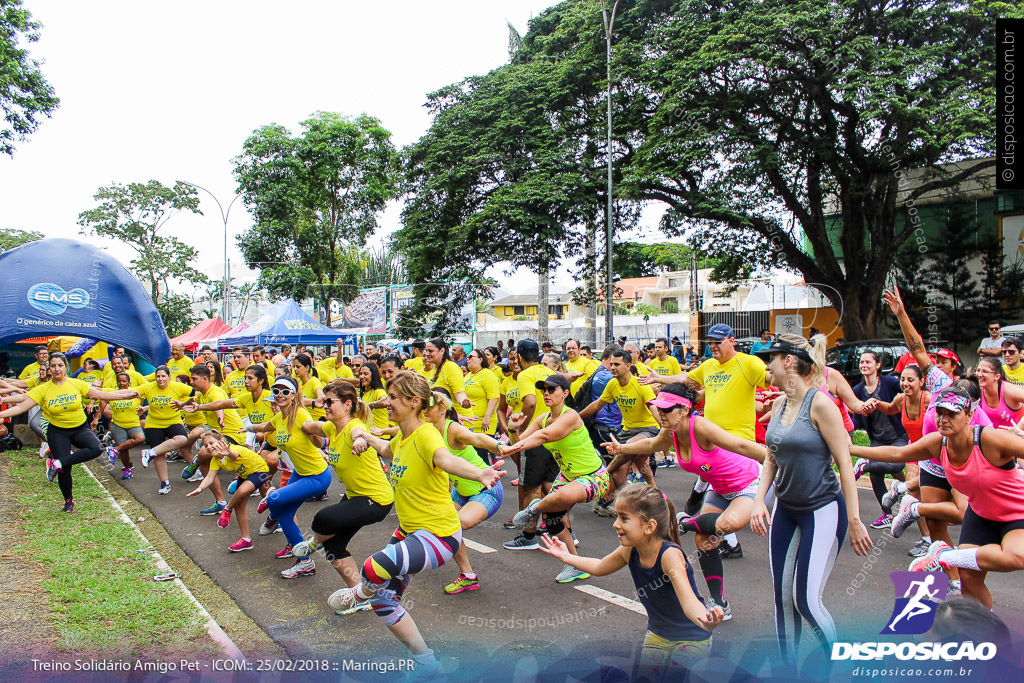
top-left (77, 180), bottom-right (208, 305)
top-left (0, 226), bottom-right (41, 253)
top-left (233, 112), bottom-right (400, 325)
top-left (0, 0), bottom-right (58, 155)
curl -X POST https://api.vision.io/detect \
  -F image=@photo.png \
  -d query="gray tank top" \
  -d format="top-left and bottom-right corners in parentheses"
top-left (765, 387), bottom-right (841, 512)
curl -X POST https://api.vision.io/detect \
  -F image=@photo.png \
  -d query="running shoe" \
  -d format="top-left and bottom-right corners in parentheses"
top-left (188, 470), bottom-right (204, 483)
top-left (890, 495), bottom-right (920, 538)
top-left (227, 478), bottom-right (239, 495)
top-left (870, 514), bottom-right (893, 529)
top-left (258, 518), bottom-right (280, 535)
top-left (947, 579), bottom-right (962, 596)
top-left (280, 557), bottom-right (315, 578)
top-left (181, 455), bottom-right (200, 480)
top-left (200, 502), bottom-right (226, 516)
top-left (571, 530), bottom-right (580, 547)
top-left (158, 482), bottom-right (171, 495)
top-left (106, 446), bottom-right (119, 465)
top-left (683, 486), bottom-right (705, 517)
top-left (593, 499), bottom-right (616, 517)
top-left (502, 534), bottom-right (539, 550)
top-left (512, 498), bottom-right (542, 529)
top-left (677, 513), bottom-right (699, 535)
top-left (257, 488), bottom-right (275, 514)
top-left (328, 587), bottom-right (363, 612)
top-left (503, 518), bottom-right (517, 529)
top-left (908, 540), bottom-right (952, 572)
top-left (626, 472), bottom-right (643, 485)
top-left (705, 597), bottom-right (733, 621)
top-left (554, 563), bottom-right (590, 583)
top-left (444, 574), bottom-right (480, 594)
top-left (228, 538), bottom-right (254, 552)
top-left (62, 498), bottom-right (74, 513)
top-left (335, 600), bottom-right (373, 616)
top-left (274, 544), bottom-right (294, 559)
top-left (140, 448), bottom-right (155, 468)
top-left (881, 483), bottom-right (905, 515)
top-left (38, 441), bottom-right (50, 460)
top-left (907, 538), bottom-right (931, 557)
top-left (853, 459), bottom-right (868, 480)
top-left (45, 458), bottom-right (59, 483)
top-left (121, 466), bottom-right (133, 480)
top-left (291, 538), bottom-right (317, 558)
top-left (718, 540), bottom-right (743, 560)
top-left (165, 451), bottom-right (184, 463)
top-left (312, 491), bottom-right (330, 502)
top-left (217, 509), bottom-right (233, 528)
top-left (661, 458), bottom-right (676, 468)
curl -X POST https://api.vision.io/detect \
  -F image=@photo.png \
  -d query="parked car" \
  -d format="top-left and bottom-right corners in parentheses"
top-left (826, 338), bottom-right (952, 387)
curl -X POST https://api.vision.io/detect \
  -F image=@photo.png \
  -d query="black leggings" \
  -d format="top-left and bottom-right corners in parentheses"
top-left (861, 460), bottom-right (905, 506)
top-left (311, 495), bottom-right (392, 560)
top-left (47, 422), bottom-right (103, 501)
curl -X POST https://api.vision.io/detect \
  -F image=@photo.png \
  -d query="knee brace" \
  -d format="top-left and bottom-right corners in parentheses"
top-left (542, 511), bottom-right (568, 536)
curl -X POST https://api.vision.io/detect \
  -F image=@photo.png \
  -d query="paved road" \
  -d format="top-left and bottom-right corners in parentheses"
top-left (99, 452), bottom-right (1024, 680)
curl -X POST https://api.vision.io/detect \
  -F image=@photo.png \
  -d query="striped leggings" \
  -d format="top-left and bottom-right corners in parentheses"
top-left (769, 497), bottom-right (847, 661)
top-left (361, 527), bottom-right (463, 626)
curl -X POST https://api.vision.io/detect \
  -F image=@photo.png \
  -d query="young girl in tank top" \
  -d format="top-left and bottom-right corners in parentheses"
top-left (539, 483), bottom-right (724, 681)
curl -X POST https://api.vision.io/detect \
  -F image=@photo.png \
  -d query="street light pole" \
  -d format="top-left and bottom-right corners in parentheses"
top-left (601, 0), bottom-right (620, 343)
top-left (177, 180), bottom-right (242, 324)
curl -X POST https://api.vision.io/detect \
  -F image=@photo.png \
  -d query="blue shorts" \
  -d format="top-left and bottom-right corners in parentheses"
top-left (451, 482), bottom-right (504, 519)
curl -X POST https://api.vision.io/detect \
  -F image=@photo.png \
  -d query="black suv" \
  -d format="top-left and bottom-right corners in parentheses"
top-left (826, 339), bottom-right (952, 387)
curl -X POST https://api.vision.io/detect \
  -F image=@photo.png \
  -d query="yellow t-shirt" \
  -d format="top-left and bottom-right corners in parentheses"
top-left (28, 378), bottom-right (91, 428)
top-left (137, 381), bottom-right (193, 429)
top-left (108, 396), bottom-right (143, 429)
top-left (388, 423), bottom-right (461, 536)
top-left (300, 375), bottom-right (326, 419)
top-left (361, 387), bottom-right (390, 432)
top-left (234, 389), bottom-right (274, 424)
top-left (210, 444), bottom-right (270, 478)
top-left (270, 408), bottom-right (328, 476)
top-left (461, 369), bottom-right (500, 434)
top-left (1005, 364), bottom-right (1024, 386)
top-left (19, 361), bottom-right (41, 380)
top-left (633, 360), bottom-right (652, 375)
top-left (315, 357), bottom-right (338, 382)
top-left (502, 375), bottom-right (522, 413)
top-left (224, 368), bottom-right (248, 397)
top-left (649, 356), bottom-right (682, 377)
top-left (599, 376), bottom-right (658, 430)
top-left (197, 385), bottom-right (246, 445)
top-left (687, 352), bottom-right (768, 440)
top-left (488, 365), bottom-right (505, 383)
top-left (322, 418), bottom-right (393, 506)
top-left (102, 369), bottom-right (146, 389)
top-left (566, 356), bottom-right (600, 396)
top-left (77, 370), bottom-right (102, 385)
top-left (25, 375), bottom-right (47, 389)
top-left (404, 356), bottom-right (426, 376)
top-left (102, 362), bottom-right (137, 384)
top-left (428, 360), bottom-right (466, 397)
top-left (165, 356), bottom-right (195, 379)
top-left (517, 363), bottom-right (555, 422)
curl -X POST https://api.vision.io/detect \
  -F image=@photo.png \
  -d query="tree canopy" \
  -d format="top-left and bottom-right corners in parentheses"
top-left (0, 0), bottom-right (59, 155)
top-left (233, 112), bottom-right (400, 325)
top-left (0, 226), bottom-right (42, 253)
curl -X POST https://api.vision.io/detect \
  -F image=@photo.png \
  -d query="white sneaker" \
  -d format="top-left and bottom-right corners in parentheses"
top-left (140, 448), bottom-right (155, 468)
top-left (291, 538), bottom-right (316, 558)
top-left (554, 563), bottom-right (590, 583)
top-left (259, 519), bottom-right (280, 536)
top-left (39, 442), bottom-right (50, 460)
top-left (158, 482), bottom-right (171, 495)
top-left (891, 495), bottom-right (920, 539)
top-left (327, 587), bottom-right (362, 611)
top-left (106, 446), bottom-right (119, 465)
top-left (188, 470), bottom-right (204, 482)
top-left (280, 557), bottom-right (315, 579)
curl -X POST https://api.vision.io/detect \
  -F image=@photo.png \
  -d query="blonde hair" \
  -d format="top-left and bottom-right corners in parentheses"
top-left (541, 352), bottom-right (565, 372)
top-left (323, 379), bottom-right (370, 423)
top-left (387, 370), bottom-right (432, 416)
top-left (776, 333), bottom-right (827, 387)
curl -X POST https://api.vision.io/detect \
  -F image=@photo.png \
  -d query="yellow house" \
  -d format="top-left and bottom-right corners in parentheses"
top-left (489, 292), bottom-right (572, 322)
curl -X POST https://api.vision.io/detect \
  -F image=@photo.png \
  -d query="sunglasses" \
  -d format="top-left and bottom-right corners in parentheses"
top-left (271, 387), bottom-right (293, 397)
top-left (1003, 349), bottom-right (1019, 354)
top-left (542, 386), bottom-right (563, 394)
top-left (991, 327), bottom-right (1001, 331)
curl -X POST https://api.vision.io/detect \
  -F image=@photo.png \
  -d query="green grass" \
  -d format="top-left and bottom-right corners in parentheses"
top-left (6, 449), bottom-right (216, 656)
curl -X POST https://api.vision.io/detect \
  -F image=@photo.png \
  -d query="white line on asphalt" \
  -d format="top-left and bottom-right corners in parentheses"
top-left (574, 584), bottom-right (647, 615)
top-left (463, 538), bottom-right (497, 554)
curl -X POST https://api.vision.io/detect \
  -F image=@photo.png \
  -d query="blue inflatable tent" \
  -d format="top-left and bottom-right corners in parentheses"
top-left (0, 239), bottom-right (171, 364)
top-left (219, 298), bottom-right (356, 348)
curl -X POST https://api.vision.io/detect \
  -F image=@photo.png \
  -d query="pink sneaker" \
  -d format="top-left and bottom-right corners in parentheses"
top-left (275, 545), bottom-right (294, 559)
top-left (228, 538), bottom-right (254, 552)
top-left (908, 541), bottom-right (952, 572)
top-left (257, 487), bottom-right (275, 514)
top-left (217, 509), bottom-right (232, 528)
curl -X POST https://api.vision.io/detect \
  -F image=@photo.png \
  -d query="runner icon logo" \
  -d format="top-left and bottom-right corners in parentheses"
top-left (881, 571), bottom-right (948, 635)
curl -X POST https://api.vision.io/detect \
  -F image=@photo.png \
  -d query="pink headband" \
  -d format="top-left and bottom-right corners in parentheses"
top-left (646, 392), bottom-right (693, 410)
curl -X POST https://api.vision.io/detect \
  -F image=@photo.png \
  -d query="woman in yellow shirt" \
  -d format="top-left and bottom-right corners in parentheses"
top-left (460, 349), bottom-right (500, 441)
top-left (249, 376), bottom-right (332, 579)
top-left (0, 352), bottom-right (136, 512)
top-left (205, 359), bottom-right (226, 388)
top-left (357, 362), bottom-right (390, 435)
top-left (100, 371), bottom-right (146, 479)
top-left (423, 338), bottom-right (471, 409)
top-left (328, 371), bottom-right (505, 674)
top-left (483, 346), bottom-right (505, 382)
top-left (293, 353), bottom-right (327, 420)
top-left (295, 381), bottom-right (394, 614)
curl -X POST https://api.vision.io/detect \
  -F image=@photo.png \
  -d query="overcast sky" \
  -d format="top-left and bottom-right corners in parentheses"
top-left (1, 1), bottom-right (665, 296)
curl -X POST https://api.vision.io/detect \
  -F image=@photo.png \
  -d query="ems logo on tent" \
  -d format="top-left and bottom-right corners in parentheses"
top-left (27, 283), bottom-right (91, 316)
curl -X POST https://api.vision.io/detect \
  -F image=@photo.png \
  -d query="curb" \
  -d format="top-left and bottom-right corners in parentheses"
top-left (81, 464), bottom-right (246, 661)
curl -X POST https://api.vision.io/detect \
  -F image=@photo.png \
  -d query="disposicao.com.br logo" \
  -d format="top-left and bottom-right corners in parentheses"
top-left (831, 641), bottom-right (997, 662)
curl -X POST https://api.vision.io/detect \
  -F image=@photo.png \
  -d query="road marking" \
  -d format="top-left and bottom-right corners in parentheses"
top-left (463, 538), bottom-right (497, 554)
top-left (574, 584), bottom-right (647, 615)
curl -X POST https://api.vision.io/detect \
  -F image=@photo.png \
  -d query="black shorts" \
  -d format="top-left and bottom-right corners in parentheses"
top-left (521, 445), bottom-right (559, 488)
top-left (144, 423), bottom-right (188, 448)
top-left (241, 470), bottom-right (271, 490)
top-left (920, 468), bottom-right (952, 492)
top-left (312, 496), bottom-right (393, 559)
top-left (959, 505), bottom-right (1024, 547)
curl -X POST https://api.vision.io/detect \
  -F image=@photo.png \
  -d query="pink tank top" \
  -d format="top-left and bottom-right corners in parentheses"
top-left (822, 368), bottom-right (854, 432)
top-left (940, 426), bottom-right (1024, 521)
top-left (921, 398), bottom-right (993, 476)
top-left (979, 382), bottom-right (1024, 430)
top-left (672, 415), bottom-right (760, 495)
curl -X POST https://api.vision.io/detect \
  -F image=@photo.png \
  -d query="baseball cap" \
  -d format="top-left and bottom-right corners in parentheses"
top-left (753, 339), bottom-right (813, 363)
top-left (647, 391), bottom-right (693, 411)
top-left (517, 339), bottom-right (540, 356)
top-left (933, 392), bottom-right (970, 413)
top-left (706, 323), bottom-right (735, 340)
top-left (535, 375), bottom-right (570, 392)
top-left (935, 348), bottom-right (961, 365)
top-left (272, 376), bottom-right (298, 393)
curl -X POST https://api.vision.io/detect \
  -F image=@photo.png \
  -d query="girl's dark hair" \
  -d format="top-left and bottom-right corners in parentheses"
top-left (48, 351), bottom-right (68, 368)
top-left (430, 386), bottom-right (461, 423)
top-left (427, 337), bottom-right (451, 383)
top-left (115, 371), bottom-right (130, 384)
top-left (205, 359), bottom-right (224, 386)
top-left (975, 357), bottom-right (1006, 385)
top-left (245, 363), bottom-right (271, 391)
top-left (860, 350), bottom-right (881, 364)
top-left (380, 354), bottom-right (404, 369)
top-left (323, 380), bottom-right (370, 423)
top-left (83, 358), bottom-right (100, 371)
top-left (359, 360), bottom-right (385, 396)
top-left (660, 382), bottom-right (699, 408)
top-left (294, 353), bottom-right (319, 379)
top-left (950, 377), bottom-right (981, 402)
top-left (900, 364), bottom-right (924, 381)
top-left (614, 483), bottom-right (681, 546)
top-left (154, 364), bottom-right (170, 377)
top-left (485, 347), bottom-right (501, 367)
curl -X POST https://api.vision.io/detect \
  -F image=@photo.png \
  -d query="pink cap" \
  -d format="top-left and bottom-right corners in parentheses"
top-left (647, 392), bottom-right (692, 410)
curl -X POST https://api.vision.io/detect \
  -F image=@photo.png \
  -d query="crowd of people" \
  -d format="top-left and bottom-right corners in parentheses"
top-left (1, 286), bottom-right (1023, 679)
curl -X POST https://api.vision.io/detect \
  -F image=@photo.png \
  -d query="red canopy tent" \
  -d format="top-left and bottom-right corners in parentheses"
top-left (169, 318), bottom-right (233, 352)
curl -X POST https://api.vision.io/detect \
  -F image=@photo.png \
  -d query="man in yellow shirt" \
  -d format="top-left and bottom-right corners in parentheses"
top-left (315, 338), bottom-right (357, 384)
top-left (564, 338), bottom-right (600, 397)
top-left (224, 347), bottom-right (250, 396)
top-left (649, 337), bottom-right (682, 377)
top-left (18, 345), bottom-right (49, 380)
top-left (623, 342), bottom-right (652, 375)
top-left (166, 342), bottom-right (196, 378)
top-left (1002, 338), bottom-right (1024, 385)
top-left (404, 339), bottom-right (427, 375)
top-left (101, 356), bottom-right (146, 388)
top-left (251, 346), bottom-right (276, 374)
